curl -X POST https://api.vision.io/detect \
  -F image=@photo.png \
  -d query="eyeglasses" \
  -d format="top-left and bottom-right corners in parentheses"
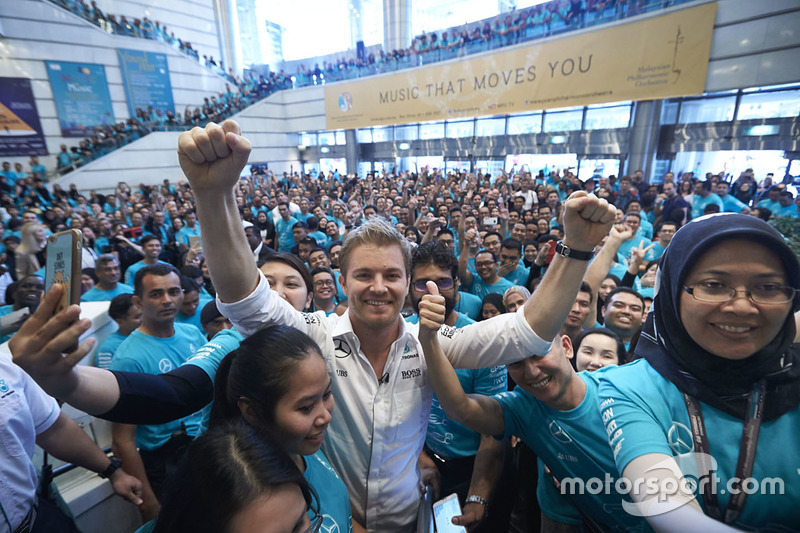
top-left (684, 282), bottom-right (798, 305)
top-left (411, 278), bottom-right (454, 292)
top-left (302, 511), bottom-right (323, 533)
top-left (314, 279), bottom-right (334, 288)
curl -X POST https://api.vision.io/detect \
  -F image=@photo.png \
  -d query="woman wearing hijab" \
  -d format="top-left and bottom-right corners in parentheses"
top-left (598, 213), bottom-right (800, 530)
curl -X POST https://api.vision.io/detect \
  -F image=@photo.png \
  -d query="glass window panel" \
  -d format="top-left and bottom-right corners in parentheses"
top-left (319, 158), bottom-right (347, 174)
top-left (416, 156), bottom-right (444, 171)
top-left (335, 131), bottom-right (347, 145)
top-left (475, 117), bottom-right (506, 136)
top-left (372, 127), bottom-right (392, 142)
top-left (584, 105), bottom-right (631, 129)
top-left (543, 110), bottom-right (583, 132)
top-left (318, 132), bottom-right (336, 145)
top-left (356, 129), bottom-right (372, 143)
top-left (300, 133), bottom-right (316, 146)
top-left (358, 161), bottom-right (373, 177)
top-left (446, 120), bottom-right (474, 138)
top-left (578, 158), bottom-right (620, 182)
top-left (661, 101), bottom-right (679, 124)
top-left (507, 114), bottom-right (542, 135)
top-left (419, 121), bottom-right (445, 139)
top-left (678, 97), bottom-right (736, 123)
top-left (737, 90), bottom-right (800, 120)
top-left (395, 125), bottom-right (418, 141)
top-left (446, 160), bottom-right (471, 174)
top-left (476, 160), bottom-right (505, 179)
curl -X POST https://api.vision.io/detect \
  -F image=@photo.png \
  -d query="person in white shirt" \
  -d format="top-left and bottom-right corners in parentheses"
top-left (10, 120), bottom-right (616, 533)
top-left (172, 121), bottom-right (615, 532)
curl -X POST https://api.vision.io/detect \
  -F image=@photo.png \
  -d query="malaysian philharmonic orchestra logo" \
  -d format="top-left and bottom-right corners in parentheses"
top-left (338, 92), bottom-right (353, 112)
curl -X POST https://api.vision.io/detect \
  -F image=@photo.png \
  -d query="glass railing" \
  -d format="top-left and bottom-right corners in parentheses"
top-left (290, 0), bottom-right (698, 88)
top-left (48, 0), bottom-right (697, 175)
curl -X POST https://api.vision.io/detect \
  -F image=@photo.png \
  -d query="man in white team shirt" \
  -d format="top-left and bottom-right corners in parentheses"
top-left (176, 120), bottom-right (616, 532)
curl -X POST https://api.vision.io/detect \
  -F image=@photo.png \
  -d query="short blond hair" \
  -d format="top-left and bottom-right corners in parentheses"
top-left (339, 217), bottom-right (411, 279)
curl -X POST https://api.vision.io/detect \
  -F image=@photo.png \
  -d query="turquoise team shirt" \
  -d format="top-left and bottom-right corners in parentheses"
top-left (305, 450), bottom-right (353, 532)
top-left (537, 457), bottom-right (581, 525)
top-left (175, 297), bottom-right (213, 336)
top-left (691, 193), bottom-right (724, 220)
top-left (503, 265), bottom-right (530, 287)
top-left (494, 370), bottom-right (647, 531)
top-left (465, 275), bottom-right (514, 301)
top-left (80, 283), bottom-right (134, 302)
top-left (406, 313), bottom-right (508, 458)
top-left (183, 328), bottom-right (353, 527)
top-left (94, 331), bottom-right (127, 369)
top-left (109, 324), bottom-right (208, 450)
top-left (598, 359), bottom-right (800, 530)
top-left (720, 194), bottom-right (748, 213)
top-left (124, 260), bottom-right (169, 286)
top-left (454, 291), bottom-right (482, 321)
top-left (275, 216), bottom-right (298, 252)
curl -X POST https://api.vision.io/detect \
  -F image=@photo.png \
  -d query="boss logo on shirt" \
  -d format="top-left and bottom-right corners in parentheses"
top-left (401, 368), bottom-right (421, 379)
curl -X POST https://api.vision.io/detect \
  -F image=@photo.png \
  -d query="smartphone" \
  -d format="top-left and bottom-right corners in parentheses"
top-left (45, 229), bottom-right (83, 313)
top-left (433, 494), bottom-right (466, 533)
top-left (483, 217), bottom-right (498, 226)
top-left (188, 235), bottom-right (201, 250)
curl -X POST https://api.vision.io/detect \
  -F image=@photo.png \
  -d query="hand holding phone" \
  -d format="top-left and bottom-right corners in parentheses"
top-left (45, 230), bottom-right (82, 313)
top-left (433, 494), bottom-right (467, 533)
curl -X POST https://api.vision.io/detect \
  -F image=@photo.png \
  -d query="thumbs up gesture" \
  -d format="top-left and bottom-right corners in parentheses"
top-left (418, 281), bottom-right (447, 338)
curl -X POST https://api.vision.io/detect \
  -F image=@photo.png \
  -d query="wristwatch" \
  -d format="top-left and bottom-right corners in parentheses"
top-left (99, 457), bottom-right (123, 479)
top-left (465, 495), bottom-right (488, 518)
top-left (554, 241), bottom-right (593, 261)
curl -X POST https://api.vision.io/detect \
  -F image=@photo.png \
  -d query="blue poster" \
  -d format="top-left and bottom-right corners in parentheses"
top-left (46, 61), bottom-right (115, 137)
top-left (0, 77), bottom-right (47, 156)
top-left (117, 48), bottom-right (174, 116)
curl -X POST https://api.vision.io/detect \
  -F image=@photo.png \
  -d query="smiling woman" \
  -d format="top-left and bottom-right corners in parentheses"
top-left (597, 213), bottom-right (800, 530)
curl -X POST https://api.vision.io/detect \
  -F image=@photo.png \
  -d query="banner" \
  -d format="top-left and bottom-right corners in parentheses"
top-left (0, 78), bottom-right (47, 156)
top-left (117, 48), bottom-right (174, 116)
top-left (46, 61), bottom-right (115, 137)
top-left (325, 3), bottom-right (717, 129)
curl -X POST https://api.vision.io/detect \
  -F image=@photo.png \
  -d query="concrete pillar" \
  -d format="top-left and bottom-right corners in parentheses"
top-left (346, 129), bottom-right (359, 176)
top-left (383, 0), bottom-right (412, 52)
top-left (626, 99), bottom-right (661, 182)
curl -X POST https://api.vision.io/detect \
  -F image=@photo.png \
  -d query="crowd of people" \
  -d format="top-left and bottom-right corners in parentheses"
top-left (49, 0), bottom-right (228, 79)
top-left (1, 118), bottom-right (799, 533)
top-left (52, 71), bottom-right (292, 176)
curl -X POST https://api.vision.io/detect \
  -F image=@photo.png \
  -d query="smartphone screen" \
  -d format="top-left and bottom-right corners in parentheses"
top-left (433, 494), bottom-right (466, 533)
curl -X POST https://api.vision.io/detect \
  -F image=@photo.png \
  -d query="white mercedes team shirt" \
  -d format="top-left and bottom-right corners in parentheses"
top-left (219, 274), bottom-right (550, 532)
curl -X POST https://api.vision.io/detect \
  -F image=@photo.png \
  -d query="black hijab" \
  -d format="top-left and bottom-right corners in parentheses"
top-left (636, 213), bottom-right (800, 421)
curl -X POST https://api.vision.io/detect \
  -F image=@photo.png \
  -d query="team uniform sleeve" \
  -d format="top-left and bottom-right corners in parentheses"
top-left (216, 272), bottom-right (308, 336)
top-left (472, 365), bottom-right (508, 397)
top-left (493, 388), bottom-right (532, 440)
top-left (441, 307), bottom-right (552, 369)
top-left (183, 328), bottom-right (245, 381)
top-left (596, 363), bottom-right (674, 474)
